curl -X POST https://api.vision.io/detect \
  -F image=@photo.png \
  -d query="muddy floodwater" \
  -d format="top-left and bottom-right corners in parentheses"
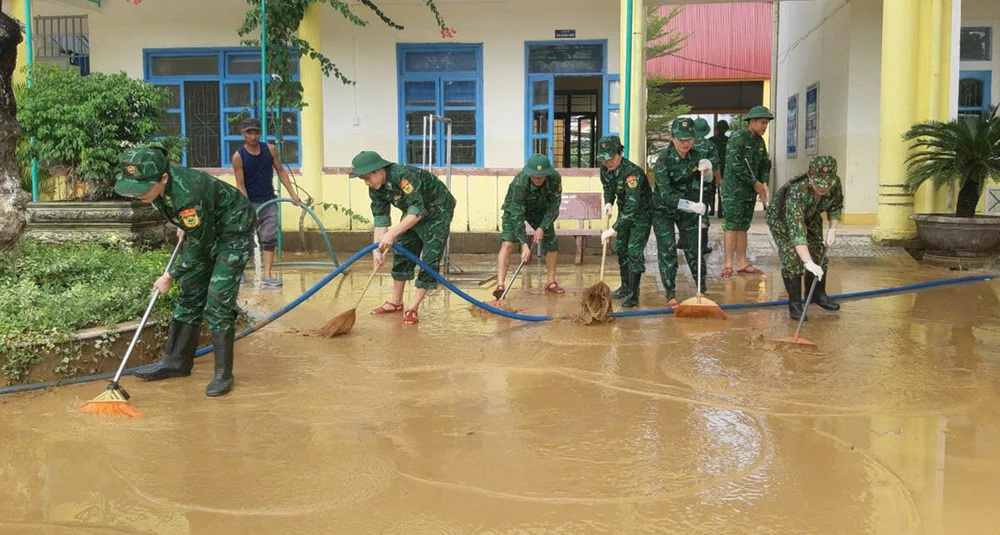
top-left (3, 252), bottom-right (1000, 533)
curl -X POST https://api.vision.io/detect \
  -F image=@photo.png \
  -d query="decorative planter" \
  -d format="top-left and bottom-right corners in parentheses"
top-left (23, 200), bottom-right (169, 245)
top-left (909, 213), bottom-right (1000, 268)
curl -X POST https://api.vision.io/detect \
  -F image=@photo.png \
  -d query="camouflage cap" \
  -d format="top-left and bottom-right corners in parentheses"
top-left (349, 151), bottom-right (392, 178)
top-left (595, 136), bottom-right (623, 163)
top-left (671, 117), bottom-right (696, 141)
top-left (808, 155), bottom-right (841, 189)
top-left (745, 105), bottom-right (774, 121)
top-left (523, 153), bottom-right (555, 177)
top-left (694, 118), bottom-right (711, 138)
top-left (114, 147), bottom-right (169, 198)
top-left (241, 117), bottom-right (262, 132)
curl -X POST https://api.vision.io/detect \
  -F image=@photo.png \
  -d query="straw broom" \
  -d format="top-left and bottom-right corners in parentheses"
top-left (676, 169), bottom-right (727, 320)
top-left (317, 264), bottom-right (380, 338)
top-left (79, 240), bottom-right (184, 418)
top-left (575, 215), bottom-right (614, 325)
top-left (774, 249), bottom-right (829, 352)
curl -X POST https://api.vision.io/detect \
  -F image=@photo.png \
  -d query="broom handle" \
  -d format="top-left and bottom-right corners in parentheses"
top-left (499, 258), bottom-right (525, 302)
top-left (696, 169), bottom-right (706, 300)
top-left (110, 240), bottom-right (183, 386)
top-left (794, 248), bottom-right (828, 338)
top-left (599, 213), bottom-right (611, 282)
top-left (744, 158), bottom-right (768, 211)
top-left (354, 265), bottom-right (380, 309)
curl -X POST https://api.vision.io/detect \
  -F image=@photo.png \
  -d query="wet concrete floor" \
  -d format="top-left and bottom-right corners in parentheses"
top-left (3, 251), bottom-right (1000, 533)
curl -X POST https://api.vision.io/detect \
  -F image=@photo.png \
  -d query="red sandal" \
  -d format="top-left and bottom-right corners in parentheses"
top-left (545, 282), bottom-right (565, 294)
top-left (720, 267), bottom-right (734, 279)
top-left (492, 286), bottom-right (505, 300)
top-left (370, 301), bottom-right (404, 315)
top-left (403, 309), bottom-right (419, 325)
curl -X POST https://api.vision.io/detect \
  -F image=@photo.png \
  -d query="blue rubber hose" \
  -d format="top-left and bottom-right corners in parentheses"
top-left (253, 198), bottom-right (340, 268)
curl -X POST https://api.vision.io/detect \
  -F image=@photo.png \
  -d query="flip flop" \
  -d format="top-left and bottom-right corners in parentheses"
top-left (370, 301), bottom-right (404, 315)
top-left (721, 267), bottom-right (734, 279)
top-left (736, 265), bottom-right (765, 275)
top-left (665, 298), bottom-right (679, 310)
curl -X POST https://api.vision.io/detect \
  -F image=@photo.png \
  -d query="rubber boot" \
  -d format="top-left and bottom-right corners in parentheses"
top-left (134, 320), bottom-right (200, 381)
top-left (622, 271), bottom-right (641, 308)
top-left (783, 277), bottom-right (806, 322)
top-left (206, 331), bottom-right (235, 397)
top-left (804, 272), bottom-right (841, 311)
top-left (611, 260), bottom-right (628, 299)
top-left (701, 227), bottom-right (713, 255)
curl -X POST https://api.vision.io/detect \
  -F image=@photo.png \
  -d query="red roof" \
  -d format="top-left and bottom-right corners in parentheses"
top-left (647, 3), bottom-right (772, 81)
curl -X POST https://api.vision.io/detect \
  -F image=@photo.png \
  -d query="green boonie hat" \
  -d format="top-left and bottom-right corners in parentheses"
top-left (595, 135), bottom-right (624, 163)
top-left (671, 118), bottom-right (696, 141)
top-left (694, 118), bottom-right (711, 138)
top-left (114, 147), bottom-right (169, 198)
top-left (523, 154), bottom-right (555, 177)
top-left (349, 151), bottom-right (392, 178)
top-left (745, 105), bottom-right (774, 121)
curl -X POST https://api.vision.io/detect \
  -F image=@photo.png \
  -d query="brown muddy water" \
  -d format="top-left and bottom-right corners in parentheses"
top-left (2, 253), bottom-right (1000, 534)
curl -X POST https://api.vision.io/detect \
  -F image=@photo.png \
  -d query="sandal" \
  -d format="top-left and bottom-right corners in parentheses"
top-left (492, 286), bottom-right (505, 300)
top-left (721, 267), bottom-right (734, 279)
top-left (370, 301), bottom-right (404, 315)
top-left (403, 309), bottom-right (419, 325)
top-left (665, 298), bottom-right (679, 310)
top-left (545, 282), bottom-right (565, 295)
top-left (736, 265), bottom-right (765, 275)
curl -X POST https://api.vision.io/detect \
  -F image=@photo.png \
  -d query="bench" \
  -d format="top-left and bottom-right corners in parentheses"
top-left (525, 192), bottom-right (603, 264)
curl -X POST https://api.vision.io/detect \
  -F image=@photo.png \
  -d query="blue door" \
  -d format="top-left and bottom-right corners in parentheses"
top-left (958, 70), bottom-right (992, 118)
top-left (526, 74), bottom-right (555, 160)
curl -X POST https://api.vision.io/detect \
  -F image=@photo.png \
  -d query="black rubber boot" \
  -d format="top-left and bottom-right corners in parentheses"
top-left (783, 277), bottom-right (806, 322)
top-left (701, 227), bottom-right (713, 255)
top-left (134, 320), bottom-right (200, 381)
top-left (622, 271), bottom-right (641, 308)
top-left (804, 272), bottom-right (841, 311)
top-left (206, 331), bottom-right (235, 397)
top-left (611, 259), bottom-right (628, 299)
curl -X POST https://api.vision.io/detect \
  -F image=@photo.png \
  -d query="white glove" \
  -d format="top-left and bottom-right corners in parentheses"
top-left (603, 203), bottom-right (613, 218)
top-left (601, 228), bottom-right (616, 244)
top-left (825, 228), bottom-right (837, 247)
top-left (804, 260), bottom-right (824, 281)
top-left (702, 170), bottom-right (714, 184)
top-left (698, 159), bottom-right (713, 172)
top-left (678, 199), bottom-right (706, 215)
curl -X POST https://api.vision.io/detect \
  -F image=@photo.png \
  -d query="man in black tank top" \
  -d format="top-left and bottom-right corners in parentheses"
top-left (232, 118), bottom-right (300, 287)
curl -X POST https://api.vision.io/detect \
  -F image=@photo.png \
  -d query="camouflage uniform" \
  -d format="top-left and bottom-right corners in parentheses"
top-left (721, 128), bottom-right (770, 231)
top-left (651, 125), bottom-right (707, 300)
top-left (598, 140), bottom-right (652, 275)
top-left (709, 129), bottom-right (730, 217)
top-left (500, 171), bottom-right (563, 253)
top-left (767, 155), bottom-right (844, 320)
top-left (692, 136), bottom-right (719, 232)
top-left (115, 147), bottom-right (255, 397)
top-left (370, 163), bottom-right (457, 290)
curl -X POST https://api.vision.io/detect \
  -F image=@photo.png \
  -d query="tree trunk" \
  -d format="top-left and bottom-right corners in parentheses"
top-left (0, 2), bottom-right (30, 251)
top-left (955, 177), bottom-right (980, 218)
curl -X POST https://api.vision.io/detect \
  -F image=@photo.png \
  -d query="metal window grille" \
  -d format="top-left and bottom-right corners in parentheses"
top-left (33, 15), bottom-right (90, 75)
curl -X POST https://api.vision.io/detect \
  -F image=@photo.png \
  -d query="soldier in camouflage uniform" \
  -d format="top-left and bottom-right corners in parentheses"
top-left (495, 154), bottom-right (566, 298)
top-left (693, 118), bottom-right (721, 256)
top-left (709, 120), bottom-right (730, 218)
top-left (767, 155), bottom-right (843, 321)
top-left (721, 105), bottom-right (773, 279)
top-left (115, 147), bottom-right (256, 398)
top-left (596, 135), bottom-right (651, 308)
top-left (651, 118), bottom-right (713, 308)
top-left (350, 151), bottom-right (456, 326)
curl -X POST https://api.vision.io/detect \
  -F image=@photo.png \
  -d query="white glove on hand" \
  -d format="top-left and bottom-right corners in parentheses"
top-left (601, 228), bottom-right (617, 244)
top-left (678, 199), bottom-right (707, 215)
top-left (804, 260), bottom-right (824, 281)
top-left (825, 228), bottom-right (837, 247)
top-left (702, 170), bottom-right (715, 184)
top-left (698, 159), bottom-right (713, 172)
top-left (603, 203), bottom-right (613, 218)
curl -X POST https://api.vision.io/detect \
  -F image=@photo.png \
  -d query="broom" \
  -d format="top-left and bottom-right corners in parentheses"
top-left (79, 239), bottom-right (184, 417)
top-left (575, 214), bottom-right (614, 325)
top-left (774, 249), bottom-right (828, 352)
top-left (676, 169), bottom-right (727, 319)
top-left (316, 263), bottom-right (380, 338)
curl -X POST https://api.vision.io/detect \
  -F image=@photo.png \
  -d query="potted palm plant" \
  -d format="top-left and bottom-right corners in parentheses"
top-left (904, 105), bottom-right (1000, 268)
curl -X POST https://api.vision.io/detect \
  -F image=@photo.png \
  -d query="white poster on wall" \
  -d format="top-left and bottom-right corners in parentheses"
top-left (805, 83), bottom-right (819, 155)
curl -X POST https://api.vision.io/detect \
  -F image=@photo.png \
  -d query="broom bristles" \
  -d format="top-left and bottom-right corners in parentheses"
top-left (574, 281), bottom-right (613, 325)
top-left (774, 334), bottom-right (819, 352)
top-left (316, 309), bottom-right (357, 338)
top-left (78, 389), bottom-right (143, 418)
top-left (674, 294), bottom-right (728, 320)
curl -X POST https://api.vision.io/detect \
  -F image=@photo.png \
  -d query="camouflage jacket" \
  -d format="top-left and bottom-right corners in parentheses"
top-left (723, 129), bottom-right (770, 191)
top-left (501, 171), bottom-right (563, 243)
top-left (153, 165), bottom-right (256, 278)
top-left (600, 157), bottom-right (651, 232)
top-left (768, 174), bottom-right (844, 246)
top-left (708, 133), bottom-right (729, 174)
top-left (370, 163), bottom-right (457, 228)
top-left (652, 145), bottom-right (703, 217)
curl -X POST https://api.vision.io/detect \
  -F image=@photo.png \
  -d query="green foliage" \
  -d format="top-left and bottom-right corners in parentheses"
top-left (645, 6), bottom-right (691, 150)
top-left (0, 241), bottom-right (178, 381)
top-left (314, 202), bottom-right (371, 225)
top-left (903, 106), bottom-right (1000, 217)
top-left (15, 65), bottom-right (185, 201)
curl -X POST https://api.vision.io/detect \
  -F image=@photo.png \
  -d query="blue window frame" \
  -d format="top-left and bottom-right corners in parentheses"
top-left (397, 44), bottom-right (483, 167)
top-left (958, 70), bottom-right (992, 119)
top-left (144, 48), bottom-right (301, 168)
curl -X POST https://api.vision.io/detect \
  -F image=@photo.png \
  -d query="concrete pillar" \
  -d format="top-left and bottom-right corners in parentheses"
top-left (12, 0), bottom-right (29, 87)
top-left (621, 0), bottom-right (646, 166)
top-left (296, 2), bottom-right (325, 231)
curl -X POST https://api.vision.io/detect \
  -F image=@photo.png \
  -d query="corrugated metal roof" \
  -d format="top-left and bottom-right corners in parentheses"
top-left (647, 3), bottom-right (772, 81)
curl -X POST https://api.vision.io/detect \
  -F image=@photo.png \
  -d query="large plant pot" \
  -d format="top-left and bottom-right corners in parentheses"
top-left (23, 200), bottom-right (169, 245)
top-left (909, 213), bottom-right (1000, 268)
